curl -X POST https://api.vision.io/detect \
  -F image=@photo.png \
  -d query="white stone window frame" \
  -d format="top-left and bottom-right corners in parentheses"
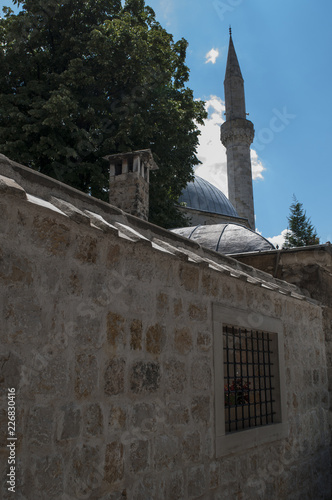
top-left (213, 304), bottom-right (288, 457)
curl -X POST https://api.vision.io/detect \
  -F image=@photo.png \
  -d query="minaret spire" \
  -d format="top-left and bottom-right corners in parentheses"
top-left (220, 31), bottom-right (255, 229)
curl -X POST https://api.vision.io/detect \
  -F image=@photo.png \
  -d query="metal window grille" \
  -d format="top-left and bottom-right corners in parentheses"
top-left (223, 325), bottom-right (276, 433)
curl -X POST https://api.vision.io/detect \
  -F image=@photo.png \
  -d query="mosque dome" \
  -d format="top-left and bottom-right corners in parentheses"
top-left (171, 223), bottom-right (275, 255)
top-left (178, 175), bottom-right (239, 218)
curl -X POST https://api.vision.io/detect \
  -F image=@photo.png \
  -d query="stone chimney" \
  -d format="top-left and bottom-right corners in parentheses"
top-left (104, 149), bottom-right (158, 221)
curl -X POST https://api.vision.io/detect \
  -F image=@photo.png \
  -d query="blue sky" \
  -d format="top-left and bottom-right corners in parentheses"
top-left (1, 0), bottom-right (331, 244)
top-left (146, 0), bottom-right (332, 245)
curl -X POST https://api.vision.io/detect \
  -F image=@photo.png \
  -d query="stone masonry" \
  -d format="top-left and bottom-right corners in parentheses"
top-left (0, 155), bottom-right (331, 499)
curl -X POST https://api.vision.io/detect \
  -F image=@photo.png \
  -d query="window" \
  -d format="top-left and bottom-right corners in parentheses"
top-left (213, 305), bottom-right (288, 457)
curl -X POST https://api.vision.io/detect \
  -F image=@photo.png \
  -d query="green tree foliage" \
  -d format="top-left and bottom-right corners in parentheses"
top-left (0, 0), bottom-right (207, 227)
top-left (283, 195), bottom-right (320, 248)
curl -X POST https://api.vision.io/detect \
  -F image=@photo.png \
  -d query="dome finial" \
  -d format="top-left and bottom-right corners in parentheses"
top-left (229, 25), bottom-right (232, 37)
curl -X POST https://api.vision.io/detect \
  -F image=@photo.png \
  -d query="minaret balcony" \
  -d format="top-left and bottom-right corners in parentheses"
top-left (220, 118), bottom-right (255, 148)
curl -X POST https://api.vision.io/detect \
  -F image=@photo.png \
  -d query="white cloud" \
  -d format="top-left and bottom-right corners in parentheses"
top-left (195, 96), bottom-right (227, 192)
top-left (205, 48), bottom-right (220, 65)
top-left (267, 229), bottom-right (288, 248)
top-left (251, 149), bottom-right (265, 180)
top-left (195, 95), bottom-right (265, 196)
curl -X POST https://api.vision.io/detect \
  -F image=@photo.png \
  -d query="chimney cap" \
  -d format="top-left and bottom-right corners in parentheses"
top-left (104, 149), bottom-right (158, 170)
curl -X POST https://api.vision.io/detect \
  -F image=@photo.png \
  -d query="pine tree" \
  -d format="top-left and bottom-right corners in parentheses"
top-left (0, 0), bottom-right (207, 228)
top-left (283, 195), bottom-right (320, 248)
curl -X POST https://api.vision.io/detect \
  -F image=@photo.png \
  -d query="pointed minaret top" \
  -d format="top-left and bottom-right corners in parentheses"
top-left (225, 30), bottom-right (243, 81)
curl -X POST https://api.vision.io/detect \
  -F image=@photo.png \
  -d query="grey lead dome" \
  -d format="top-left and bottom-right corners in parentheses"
top-left (178, 175), bottom-right (239, 218)
top-left (172, 223), bottom-right (274, 255)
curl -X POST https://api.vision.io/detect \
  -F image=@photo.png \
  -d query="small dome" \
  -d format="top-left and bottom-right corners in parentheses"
top-left (179, 175), bottom-right (239, 218)
top-left (172, 223), bottom-right (274, 255)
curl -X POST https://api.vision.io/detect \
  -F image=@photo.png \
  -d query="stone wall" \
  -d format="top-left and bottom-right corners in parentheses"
top-left (0, 160), bottom-right (331, 499)
top-left (236, 245), bottom-right (332, 456)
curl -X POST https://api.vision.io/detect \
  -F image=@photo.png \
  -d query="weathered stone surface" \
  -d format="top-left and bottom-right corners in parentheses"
top-left (191, 358), bottom-right (212, 391)
top-left (130, 362), bottom-right (160, 393)
top-left (0, 352), bottom-right (22, 389)
top-left (75, 354), bottom-right (98, 398)
top-left (106, 243), bottom-right (121, 267)
top-left (109, 405), bottom-right (127, 431)
top-left (0, 174), bottom-right (26, 198)
top-left (197, 331), bottom-right (212, 351)
top-left (105, 442), bottom-right (124, 485)
top-left (60, 403), bottom-right (81, 440)
top-left (164, 359), bottom-right (187, 394)
top-left (168, 470), bottom-right (185, 500)
top-left (188, 303), bottom-right (207, 321)
top-left (33, 216), bottom-right (70, 255)
top-left (146, 323), bottom-right (165, 354)
top-left (68, 445), bottom-right (102, 497)
top-left (1, 160), bottom-right (331, 499)
top-left (104, 358), bottom-right (125, 396)
top-left (182, 431), bottom-right (201, 462)
top-left (28, 406), bottom-right (54, 446)
top-left (24, 455), bottom-right (64, 499)
top-left (154, 434), bottom-right (179, 471)
top-left (174, 327), bottom-right (192, 354)
top-left (107, 312), bottom-right (125, 347)
top-left (132, 402), bottom-right (157, 432)
top-left (130, 440), bottom-right (149, 473)
top-left (130, 319), bottom-right (143, 350)
top-left (166, 402), bottom-right (190, 426)
top-left (75, 235), bottom-right (98, 263)
top-left (83, 403), bottom-right (103, 437)
top-left (179, 263), bottom-right (199, 292)
top-left (191, 396), bottom-right (210, 424)
top-left (188, 465), bottom-right (206, 497)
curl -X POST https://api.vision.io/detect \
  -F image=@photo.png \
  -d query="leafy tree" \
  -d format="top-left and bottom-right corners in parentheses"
top-left (0, 0), bottom-right (206, 227)
top-left (283, 195), bottom-right (320, 248)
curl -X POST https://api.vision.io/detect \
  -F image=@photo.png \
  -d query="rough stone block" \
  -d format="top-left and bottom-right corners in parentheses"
top-left (104, 358), bottom-right (125, 396)
top-left (68, 445), bottom-right (102, 497)
top-left (109, 405), bottom-right (127, 431)
top-left (191, 358), bottom-right (212, 391)
top-left (188, 465), bottom-right (206, 497)
top-left (60, 403), bottom-right (81, 440)
top-left (28, 406), bottom-right (54, 446)
top-left (168, 470), bottom-right (185, 500)
top-left (105, 442), bottom-right (124, 485)
top-left (179, 263), bottom-right (199, 292)
top-left (0, 174), bottom-right (26, 198)
top-left (197, 331), bottom-right (212, 351)
top-left (191, 396), bottom-right (210, 424)
top-left (75, 353), bottom-right (98, 398)
top-left (132, 402), bottom-right (157, 432)
top-left (164, 359), bottom-right (186, 394)
top-left (130, 362), bottom-right (160, 394)
top-left (166, 402), bottom-right (190, 426)
top-left (84, 403), bottom-right (103, 437)
top-left (130, 439), bottom-right (149, 473)
top-left (154, 434), bottom-right (179, 471)
top-left (75, 235), bottom-right (98, 263)
top-left (188, 303), bottom-right (207, 321)
top-left (24, 455), bottom-right (64, 499)
top-left (130, 319), bottom-right (142, 350)
top-left (174, 327), bottom-right (192, 354)
top-left (182, 431), bottom-right (201, 462)
top-left (107, 312), bottom-right (125, 347)
top-left (33, 216), bottom-right (71, 255)
top-left (146, 323), bottom-right (165, 354)
top-left (173, 298), bottom-right (183, 317)
top-left (106, 244), bottom-right (121, 267)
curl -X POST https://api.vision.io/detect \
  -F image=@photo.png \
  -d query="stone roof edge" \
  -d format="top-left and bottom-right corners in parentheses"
top-left (0, 155), bottom-right (317, 305)
top-left (233, 244), bottom-right (332, 258)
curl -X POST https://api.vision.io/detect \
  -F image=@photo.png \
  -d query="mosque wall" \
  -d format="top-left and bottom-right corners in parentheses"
top-left (0, 159), bottom-right (331, 499)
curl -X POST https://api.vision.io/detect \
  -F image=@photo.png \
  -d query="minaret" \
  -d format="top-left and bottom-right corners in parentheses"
top-left (220, 28), bottom-right (255, 229)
